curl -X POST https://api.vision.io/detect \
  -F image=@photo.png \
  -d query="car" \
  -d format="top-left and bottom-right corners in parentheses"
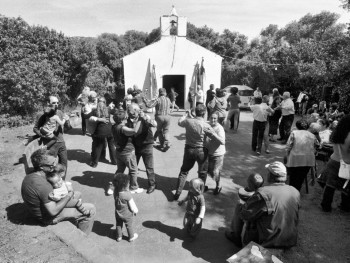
top-left (223, 85), bottom-right (254, 110)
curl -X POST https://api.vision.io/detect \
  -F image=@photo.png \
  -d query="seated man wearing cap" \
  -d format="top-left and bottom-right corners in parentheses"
top-left (226, 161), bottom-right (300, 248)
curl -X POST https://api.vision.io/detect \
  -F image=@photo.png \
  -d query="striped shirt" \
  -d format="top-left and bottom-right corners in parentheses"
top-left (144, 95), bottom-right (171, 116)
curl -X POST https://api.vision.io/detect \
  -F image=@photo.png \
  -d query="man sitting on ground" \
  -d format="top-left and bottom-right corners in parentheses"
top-left (226, 161), bottom-right (300, 248)
top-left (21, 149), bottom-right (96, 235)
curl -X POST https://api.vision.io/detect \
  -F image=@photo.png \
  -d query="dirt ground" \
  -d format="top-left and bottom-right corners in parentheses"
top-left (1, 124), bottom-right (350, 263)
top-left (0, 125), bottom-right (87, 263)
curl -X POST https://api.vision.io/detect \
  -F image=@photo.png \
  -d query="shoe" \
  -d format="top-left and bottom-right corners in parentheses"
top-left (281, 140), bottom-right (287, 145)
top-left (89, 162), bottom-right (97, 168)
top-left (106, 182), bottom-right (114, 196)
top-left (213, 186), bottom-right (222, 195)
top-left (269, 138), bottom-right (276, 142)
top-left (146, 184), bottom-right (156, 194)
top-left (129, 233), bottom-right (138, 242)
top-left (116, 236), bottom-right (122, 242)
top-left (265, 150), bottom-right (270, 154)
top-left (130, 188), bottom-right (144, 194)
top-left (204, 186), bottom-right (209, 192)
top-left (256, 151), bottom-right (261, 155)
top-left (173, 193), bottom-right (180, 201)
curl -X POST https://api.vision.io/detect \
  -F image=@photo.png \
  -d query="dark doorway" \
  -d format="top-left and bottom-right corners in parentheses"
top-left (163, 75), bottom-right (185, 109)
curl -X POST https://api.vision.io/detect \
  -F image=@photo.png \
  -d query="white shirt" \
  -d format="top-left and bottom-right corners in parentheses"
top-left (281, 98), bottom-right (295, 116)
top-left (250, 103), bottom-right (271, 122)
top-left (196, 90), bottom-right (204, 103)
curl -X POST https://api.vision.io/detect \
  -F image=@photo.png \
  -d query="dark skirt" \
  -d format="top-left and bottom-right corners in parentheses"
top-left (268, 110), bottom-right (281, 135)
top-left (317, 159), bottom-right (350, 195)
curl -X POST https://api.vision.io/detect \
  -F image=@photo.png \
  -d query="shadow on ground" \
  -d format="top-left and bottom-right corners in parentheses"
top-left (6, 203), bottom-right (42, 226)
top-left (143, 220), bottom-right (238, 263)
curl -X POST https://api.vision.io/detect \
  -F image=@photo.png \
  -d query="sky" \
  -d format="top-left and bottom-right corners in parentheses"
top-left (0, 0), bottom-right (348, 40)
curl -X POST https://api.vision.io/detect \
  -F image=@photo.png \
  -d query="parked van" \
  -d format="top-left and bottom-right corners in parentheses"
top-left (223, 85), bottom-right (254, 109)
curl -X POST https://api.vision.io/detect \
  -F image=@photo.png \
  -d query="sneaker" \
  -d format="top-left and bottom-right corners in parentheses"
top-left (173, 193), bottom-right (180, 201)
top-left (213, 186), bottom-right (222, 195)
top-left (116, 236), bottom-right (122, 242)
top-left (265, 150), bottom-right (270, 154)
top-left (256, 151), bottom-right (261, 155)
top-left (130, 188), bottom-right (144, 194)
top-left (129, 233), bottom-right (138, 242)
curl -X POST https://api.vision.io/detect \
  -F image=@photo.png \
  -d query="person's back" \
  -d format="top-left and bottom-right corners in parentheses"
top-left (228, 94), bottom-right (240, 110)
top-left (256, 184), bottom-right (300, 247)
top-left (180, 117), bottom-right (210, 148)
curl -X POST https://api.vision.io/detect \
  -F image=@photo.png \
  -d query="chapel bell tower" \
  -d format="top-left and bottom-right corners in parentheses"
top-left (160, 6), bottom-right (187, 38)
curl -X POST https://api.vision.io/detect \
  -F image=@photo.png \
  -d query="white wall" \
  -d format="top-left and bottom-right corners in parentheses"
top-left (123, 36), bottom-right (222, 109)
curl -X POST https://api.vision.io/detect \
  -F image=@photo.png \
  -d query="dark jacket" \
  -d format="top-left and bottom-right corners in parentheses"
top-left (240, 183), bottom-right (300, 248)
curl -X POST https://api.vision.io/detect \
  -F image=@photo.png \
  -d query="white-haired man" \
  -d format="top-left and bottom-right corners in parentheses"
top-left (277, 92), bottom-right (295, 144)
top-left (226, 161), bottom-right (300, 248)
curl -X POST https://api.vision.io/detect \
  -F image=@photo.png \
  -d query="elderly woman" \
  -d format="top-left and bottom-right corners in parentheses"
top-left (205, 111), bottom-right (226, 195)
top-left (286, 119), bottom-right (319, 191)
top-left (318, 114), bottom-right (350, 212)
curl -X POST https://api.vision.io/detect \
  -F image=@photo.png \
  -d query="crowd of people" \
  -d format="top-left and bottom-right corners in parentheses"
top-left (20, 84), bottom-right (350, 251)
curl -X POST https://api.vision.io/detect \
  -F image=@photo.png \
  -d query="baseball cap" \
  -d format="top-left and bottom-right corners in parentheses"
top-left (265, 161), bottom-right (287, 182)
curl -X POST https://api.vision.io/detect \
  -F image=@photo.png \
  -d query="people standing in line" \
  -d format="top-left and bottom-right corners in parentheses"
top-left (127, 103), bottom-right (158, 194)
top-left (318, 114), bottom-right (350, 212)
top-left (207, 89), bottom-right (227, 127)
top-left (178, 178), bottom-right (206, 238)
top-left (143, 88), bottom-right (172, 152)
top-left (21, 149), bottom-right (96, 235)
top-left (250, 96), bottom-right (274, 155)
top-left (113, 173), bottom-right (139, 242)
top-left (226, 87), bottom-right (241, 133)
top-left (34, 96), bottom-right (68, 179)
top-left (285, 119), bottom-right (319, 191)
top-left (88, 99), bottom-right (117, 168)
top-left (195, 85), bottom-right (204, 106)
top-left (173, 104), bottom-right (211, 201)
top-left (205, 112), bottom-right (225, 195)
top-left (277, 92), bottom-right (295, 144)
top-left (111, 109), bottom-right (143, 195)
top-left (168, 87), bottom-right (180, 112)
top-left (268, 96), bottom-right (282, 142)
top-left (226, 161), bottom-right (300, 248)
top-left (205, 84), bottom-right (215, 119)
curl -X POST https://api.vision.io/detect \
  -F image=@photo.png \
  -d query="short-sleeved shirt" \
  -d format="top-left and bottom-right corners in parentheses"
top-left (21, 171), bottom-right (53, 221)
top-left (196, 90), bottom-right (204, 104)
top-left (115, 191), bottom-right (133, 218)
top-left (178, 117), bottom-right (211, 148)
top-left (112, 124), bottom-right (134, 153)
top-left (186, 192), bottom-right (205, 216)
top-left (227, 94), bottom-right (241, 110)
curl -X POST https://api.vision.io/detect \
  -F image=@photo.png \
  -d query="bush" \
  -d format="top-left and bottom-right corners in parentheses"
top-left (0, 114), bottom-right (33, 128)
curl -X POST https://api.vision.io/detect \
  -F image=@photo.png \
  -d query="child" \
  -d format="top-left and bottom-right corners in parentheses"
top-left (238, 173), bottom-right (264, 204)
top-left (178, 178), bottom-right (206, 238)
top-left (46, 164), bottom-right (91, 218)
top-left (113, 173), bottom-right (139, 242)
top-left (39, 106), bottom-right (69, 149)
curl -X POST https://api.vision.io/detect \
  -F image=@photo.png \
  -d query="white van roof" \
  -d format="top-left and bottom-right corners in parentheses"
top-left (224, 85), bottom-right (253, 91)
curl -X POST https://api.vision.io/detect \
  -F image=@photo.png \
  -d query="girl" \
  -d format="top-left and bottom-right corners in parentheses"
top-left (113, 173), bottom-right (139, 242)
top-left (178, 178), bottom-right (206, 238)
